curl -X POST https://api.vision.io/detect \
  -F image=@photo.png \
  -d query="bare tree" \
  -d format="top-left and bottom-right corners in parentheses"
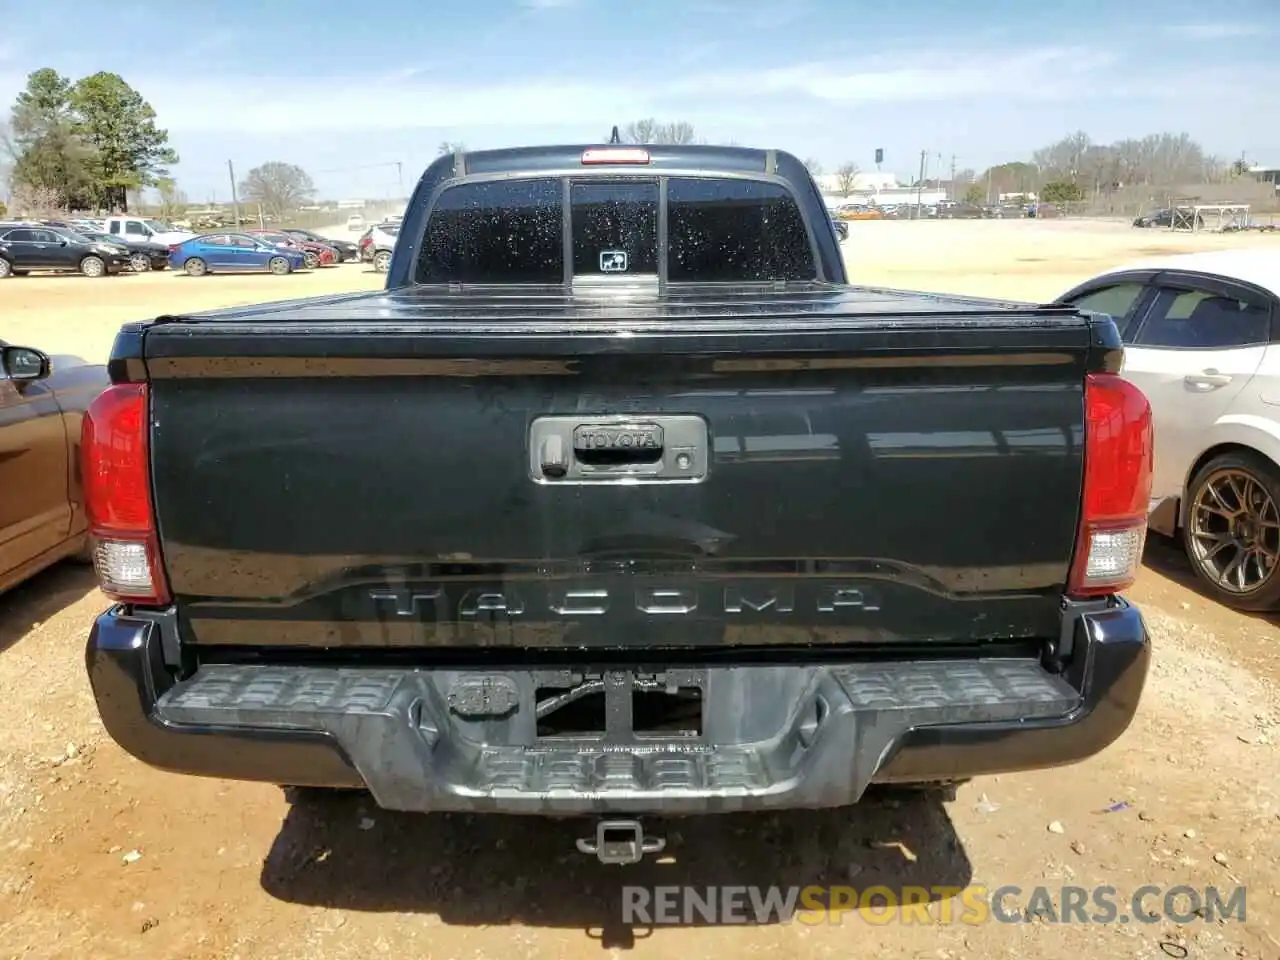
top-left (155, 176), bottom-right (187, 219)
top-left (980, 161), bottom-right (1038, 197)
top-left (620, 119), bottom-right (697, 145)
top-left (802, 157), bottom-right (823, 178)
top-left (1030, 130), bottom-right (1223, 190)
top-left (0, 116), bottom-right (13, 189)
top-left (835, 162), bottom-right (859, 196)
top-left (238, 161), bottom-right (315, 220)
top-left (9, 182), bottom-right (64, 217)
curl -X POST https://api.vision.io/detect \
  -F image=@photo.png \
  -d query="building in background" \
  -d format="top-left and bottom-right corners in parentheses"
top-left (814, 170), bottom-right (947, 207)
top-left (1249, 165), bottom-right (1280, 192)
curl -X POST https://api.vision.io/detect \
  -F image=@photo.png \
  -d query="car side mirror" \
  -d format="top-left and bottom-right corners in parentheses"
top-left (2, 345), bottom-right (51, 382)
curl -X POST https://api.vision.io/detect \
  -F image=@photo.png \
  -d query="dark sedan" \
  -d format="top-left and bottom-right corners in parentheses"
top-left (829, 215), bottom-right (849, 241)
top-left (78, 231), bottom-right (170, 272)
top-left (0, 342), bottom-right (110, 593)
top-left (284, 228), bottom-right (359, 262)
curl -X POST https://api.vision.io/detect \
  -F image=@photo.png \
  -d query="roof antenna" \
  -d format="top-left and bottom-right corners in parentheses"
top-left (609, 125), bottom-right (621, 144)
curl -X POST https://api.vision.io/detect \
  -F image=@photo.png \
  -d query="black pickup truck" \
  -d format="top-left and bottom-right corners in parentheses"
top-left (83, 143), bottom-right (1153, 864)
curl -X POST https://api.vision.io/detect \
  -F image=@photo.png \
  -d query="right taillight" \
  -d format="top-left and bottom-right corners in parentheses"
top-left (81, 383), bottom-right (171, 606)
top-left (1067, 372), bottom-right (1153, 597)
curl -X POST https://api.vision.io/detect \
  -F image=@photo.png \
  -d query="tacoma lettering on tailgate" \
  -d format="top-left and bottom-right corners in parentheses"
top-left (368, 582), bottom-right (882, 620)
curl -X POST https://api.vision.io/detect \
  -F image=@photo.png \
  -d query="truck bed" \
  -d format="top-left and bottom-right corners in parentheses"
top-left (132, 282), bottom-right (1096, 655)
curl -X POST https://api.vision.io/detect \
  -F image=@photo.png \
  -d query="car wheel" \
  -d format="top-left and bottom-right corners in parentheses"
top-left (1183, 451), bottom-right (1280, 611)
top-left (269, 256), bottom-right (292, 275)
top-left (185, 257), bottom-right (208, 277)
top-left (0, 257), bottom-right (11, 279)
top-left (373, 250), bottom-right (392, 273)
top-left (303, 252), bottom-right (319, 270)
top-left (80, 255), bottom-right (106, 278)
top-left (130, 253), bottom-right (151, 273)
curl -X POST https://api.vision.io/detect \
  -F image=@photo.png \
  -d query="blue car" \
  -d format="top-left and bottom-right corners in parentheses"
top-left (169, 233), bottom-right (307, 277)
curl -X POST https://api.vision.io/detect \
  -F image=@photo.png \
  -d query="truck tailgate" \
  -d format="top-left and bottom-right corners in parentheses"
top-left (141, 286), bottom-right (1094, 652)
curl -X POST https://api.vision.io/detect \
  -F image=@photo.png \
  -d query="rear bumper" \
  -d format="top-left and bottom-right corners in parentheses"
top-left (86, 601), bottom-right (1149, 814)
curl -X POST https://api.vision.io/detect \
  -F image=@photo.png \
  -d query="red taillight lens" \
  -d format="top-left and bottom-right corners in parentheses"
top-left (1067, 372), bottom-right (1153, 598)
top-left (168, 244), bottom-right (179, 253)
top-left (81, 383), bottom-right (171, 605)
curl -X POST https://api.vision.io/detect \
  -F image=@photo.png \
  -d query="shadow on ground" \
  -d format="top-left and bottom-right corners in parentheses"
top-left (1142, 533), bottom-right (1280, 629)
top-left (0, 561), bottom-right (98, 655)
top-left (261, 787), bottom-right (971, 948)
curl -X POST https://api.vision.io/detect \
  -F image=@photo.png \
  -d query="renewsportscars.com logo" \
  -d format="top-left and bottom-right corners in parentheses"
top-left (620, 884), bottom-right (1248, 926)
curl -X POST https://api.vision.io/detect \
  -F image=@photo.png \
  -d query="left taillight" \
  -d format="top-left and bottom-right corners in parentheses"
top-left (81, 383), bottom-right (171, 605)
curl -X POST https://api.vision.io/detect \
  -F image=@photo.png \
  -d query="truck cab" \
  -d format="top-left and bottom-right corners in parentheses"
top-left (104, 216), bottom-right (194, 247)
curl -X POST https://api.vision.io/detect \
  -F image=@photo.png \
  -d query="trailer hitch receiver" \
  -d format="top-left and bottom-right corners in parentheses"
top-left (576, 819), bottom-right (666, 865)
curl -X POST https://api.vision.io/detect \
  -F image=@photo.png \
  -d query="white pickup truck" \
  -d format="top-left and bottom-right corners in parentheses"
top-left (104, 216), bottom-right (194, 247)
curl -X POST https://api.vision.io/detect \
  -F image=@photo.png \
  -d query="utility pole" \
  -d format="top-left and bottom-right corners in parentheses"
top-left (227, 160), bottom-right (242, 228)
top-left (949, 154), bottom-right (957, 201)
top-left (396, 161), bottom-right (403, 199)
top-left (915, 150), bottom-right (926, 218)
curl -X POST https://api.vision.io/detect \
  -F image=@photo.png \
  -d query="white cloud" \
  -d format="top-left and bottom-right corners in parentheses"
top-left (2, 39), bottom-right (1275, 144)
top-left (176, 29), bottom-right (239, 59)
top-left (1164, 22), bottom-right (1268, 39)
top-left (111, 44), bottom-right (1133, 136)
top-left (669, 44), bottom-right (1120, 103)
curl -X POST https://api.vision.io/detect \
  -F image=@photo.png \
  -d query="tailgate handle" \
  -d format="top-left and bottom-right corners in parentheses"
top-left (530, 415), bottom-right (707, 484)
top-left (572, 422), bottom-right (665, 466)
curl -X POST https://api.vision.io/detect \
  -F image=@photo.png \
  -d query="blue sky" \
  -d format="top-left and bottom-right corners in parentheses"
top-left (2, 0), bottom-right (1278, 199)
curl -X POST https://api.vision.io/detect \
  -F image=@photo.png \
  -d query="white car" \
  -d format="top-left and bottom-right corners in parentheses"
top-left (362, 221), bottom-right (401, 273)
top-left (1056, 250), bottom-right (1280, 610)
top-left (346, 214), bottom-right (365, 231)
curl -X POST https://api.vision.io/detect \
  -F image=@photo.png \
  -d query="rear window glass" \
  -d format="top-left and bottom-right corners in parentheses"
top-left (416, 178), bottom-right (563, 283)
top-left (571, 181), bottom-right (659, 276)
top-left (667, 178), bottom-right (815, 282)
top-left (1066, 282), bottom-right (1147, 340)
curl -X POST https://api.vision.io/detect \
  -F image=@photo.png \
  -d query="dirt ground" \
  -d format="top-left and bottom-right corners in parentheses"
top-left (1, 219), bottom-right (1278, 960)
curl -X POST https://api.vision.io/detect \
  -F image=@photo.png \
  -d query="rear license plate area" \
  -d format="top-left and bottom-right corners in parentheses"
top-left (532, 669), bottom-right (706, 742)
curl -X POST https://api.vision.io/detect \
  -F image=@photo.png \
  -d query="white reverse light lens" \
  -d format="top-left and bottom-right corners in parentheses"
top-left (1082, 525), bottom-right (1146, 588)
top-left (93, 539), bottom-right (155, 597)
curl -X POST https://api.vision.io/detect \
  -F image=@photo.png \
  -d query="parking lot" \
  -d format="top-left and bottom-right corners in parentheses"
top-left (1, 218), bottom-right (1278, 960)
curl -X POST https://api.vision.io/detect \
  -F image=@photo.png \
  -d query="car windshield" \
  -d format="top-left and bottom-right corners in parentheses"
top-left (144, 219), bottom-right (174, 232)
